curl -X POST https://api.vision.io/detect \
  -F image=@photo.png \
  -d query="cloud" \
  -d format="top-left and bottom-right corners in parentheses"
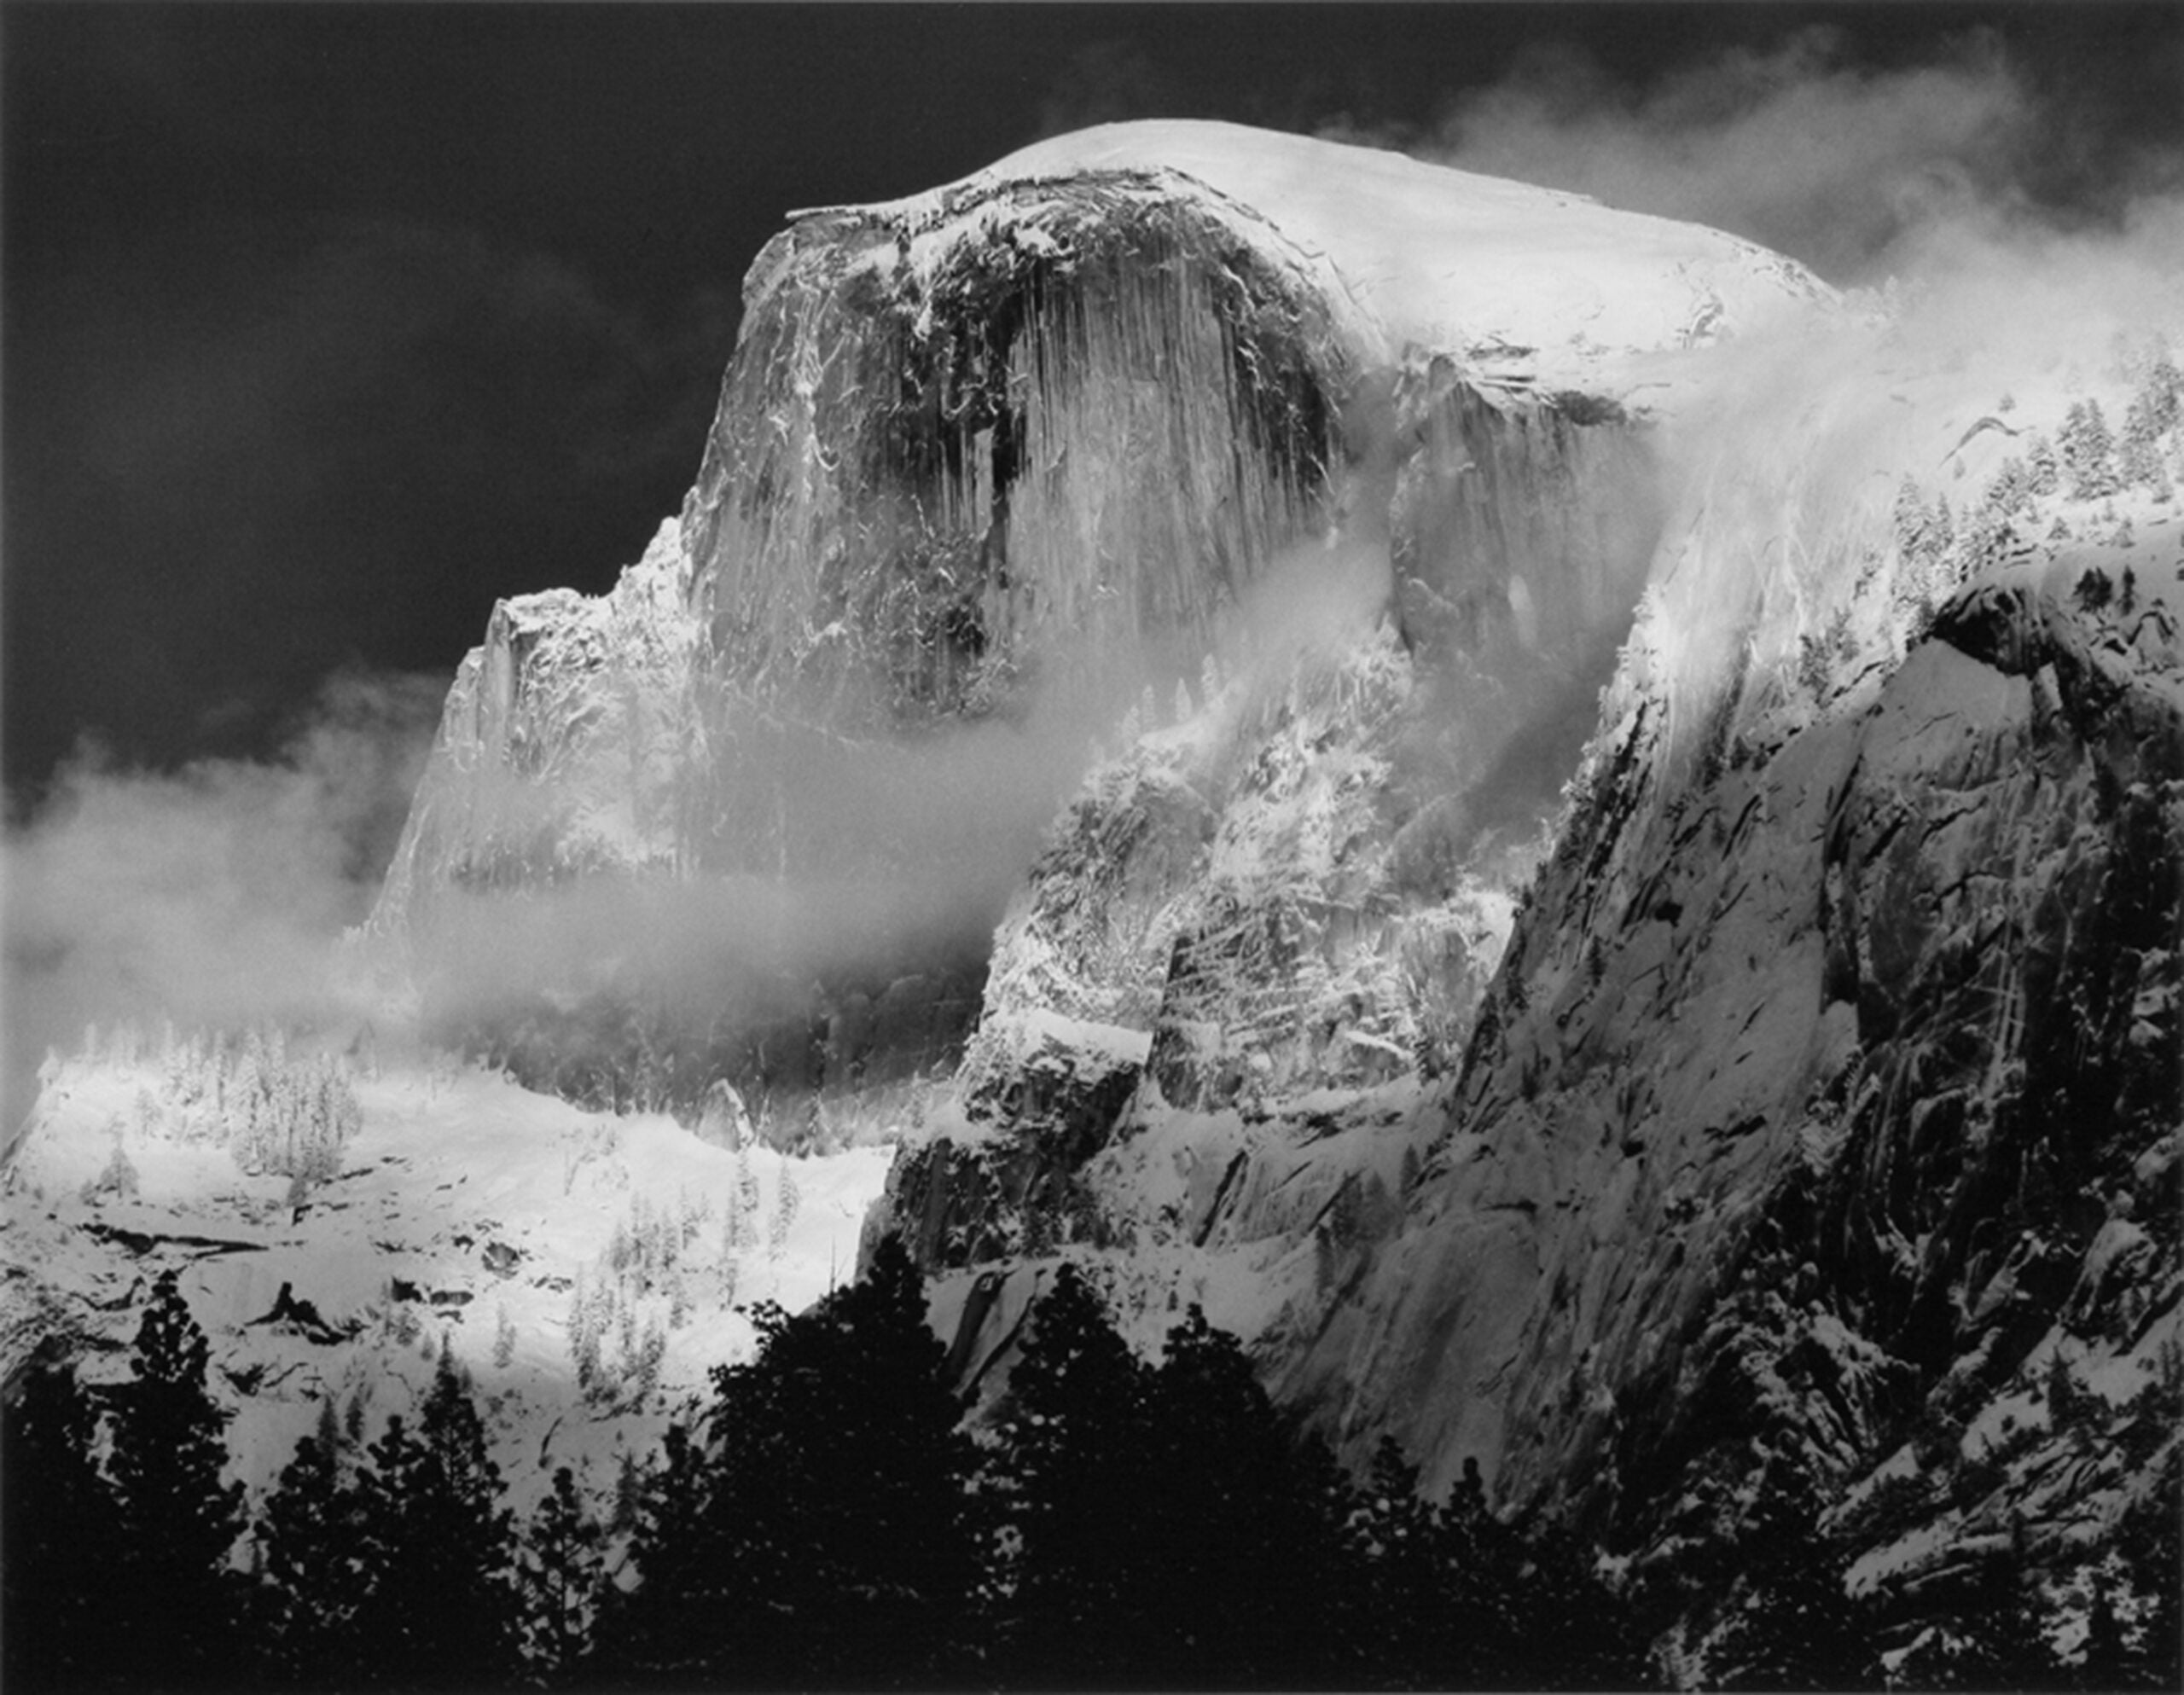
top-left (1623, 171), bottom-right (2184, 777)
top-left (395, 663), bottom-right (1134, 1041)
top-left (1329, 25), bottom-right (2179, 284)
top-left (3, 670), bottom-right (445, 1135)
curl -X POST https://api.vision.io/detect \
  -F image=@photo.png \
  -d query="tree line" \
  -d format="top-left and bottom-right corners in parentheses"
top-left (6, 1249), bottom-right (2175, 1692)
top-left (3, 1249), bottom-right (1647, 1692)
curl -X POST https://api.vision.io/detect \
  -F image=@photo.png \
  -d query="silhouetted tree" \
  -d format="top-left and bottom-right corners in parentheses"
top-left (351, 1354), bottom-right (520, 1690)
top-left (1494, 1520), bottom-right (1652, 1692)
top-left (1897, 1544), bottom-right (2064, 1692)
top-left (105, 1270), bottom-right (248, 1687)
top-left (611, 1235), bottom-right (981, 1687)
top-left (516, 1466), bottom-right (607, 1686)
top-left (595, 1417), bottom-right (717, 1677)
top-left (1710, 1496), bottom-right (1877, 1692)
top-left (993, 1261), bottom-right (1155, 1684)
top-left (1335, 1437), bottom-right (1471, 1688)
top-left (1126, 1305), bottom-right (1350, 1688)
top-left (253, 1429), bottom-right (371, 1688)
top-left (3, 1349), bottom-right (130, 1691)
top-left (2108, 1475), bottom-right (2183, 1690)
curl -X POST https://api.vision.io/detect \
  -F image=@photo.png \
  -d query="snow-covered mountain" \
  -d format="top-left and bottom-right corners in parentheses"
top-left (364, 119), bottom-right (1825, 1115)
top-left (4, 1030), bottom-right (896, 1521)
top-left (15, 119), bottom-right (2180, 1674)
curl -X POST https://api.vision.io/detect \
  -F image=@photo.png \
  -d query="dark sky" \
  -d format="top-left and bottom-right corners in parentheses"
top-left (6, 3), bottom-right (2178, 792)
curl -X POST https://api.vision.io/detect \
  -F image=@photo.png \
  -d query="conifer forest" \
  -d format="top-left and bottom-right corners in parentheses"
top-left (6, 1240), bottom-right (2178, 1692)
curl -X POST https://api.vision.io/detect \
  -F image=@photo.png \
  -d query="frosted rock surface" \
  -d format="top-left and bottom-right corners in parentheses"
top-left (370, 121), bottom-right (1825, 1116)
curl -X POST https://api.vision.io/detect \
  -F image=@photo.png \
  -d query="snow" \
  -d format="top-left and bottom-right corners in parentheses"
top-left (938, 121), bottom-right (1832, 395)
top-left (367, 518), bottom-right (700, 942)
top-left (3, 1044), bottom-right (894, 1514)
top-left (282, 119), bottom-right (2181, 1642)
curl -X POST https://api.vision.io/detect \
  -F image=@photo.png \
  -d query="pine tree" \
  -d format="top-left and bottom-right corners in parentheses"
top-left (1985, 456), bottom-right (2033, 518)
top-left (351, 1356), bottom-right (521, 1689)
top-left (996, 1260), bottom-right (1154, 1683)
top-left (1909, 1545), bottom-right (2061, 1690)
top-left (731, 1146), bottom-right (761, 1250)
top-left (766, 1161), bottom-right (800, 1258)
top-left (517, 1466), bottom-right (606, 1684)
top-left (1335, 1436), bottom-right (1474, 1686)
top-left (2109, 1475), bottom-right (2182, 1690)
top-left (104, 1269), bottom-right (248, 1687)
top-left (2063, 398), bottom-right (2118, 499)
top-left (3, 1350), bottom-right (131, 1691)
top-left (2077, 1575), bottom-right (2129, 1692)
top-left (597, 1419), bottom-right (717, 1680)
top-left (1711, 1496), bottom-right (1877, 1692)
top-left (2119, 395), bottom-right (2165, 489)
top-left (628, 1235), bottom-right (982, 1686)
top-left (253, 1428), bottom-right (372, 1687)
top-left (1127, 1304), bottom-right (1352, 1687)
top-left (1496, 1521), bottom-right (1653, 1693)
top-left (1891, 476), bottom-right (1932, 559)
top-left (2136, 351), bottom-right (2181, 432)
top-left (2027, 431), bottom-right (2061, 496)
top-left (567, 1268), bottom-right (601, 1388)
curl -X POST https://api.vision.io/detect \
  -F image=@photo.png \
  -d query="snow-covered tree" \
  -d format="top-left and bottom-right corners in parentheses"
top-left (2062, 398), bottom-right (2119, 499)
top-left (2026, 430), bottom-right (2061, 496)
top-left (766, 1163), bottom-right (800, 1258)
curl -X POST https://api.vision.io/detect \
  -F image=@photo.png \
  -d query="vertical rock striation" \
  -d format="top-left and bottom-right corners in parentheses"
top-left (370, 121), bottom-right (1807, 1127)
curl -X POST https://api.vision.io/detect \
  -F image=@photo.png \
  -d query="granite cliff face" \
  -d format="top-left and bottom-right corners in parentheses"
top-left (898, 321), bottom-right (2183, 1667)
top-left (370, 518), bottom-right (703, 941)
top-left (369, 121), bottom-right (1807, 1124)
top-left (1294, 531), bottom-right (2181, 1542)
top-left (363, 120), bottom-right (2181, 1661)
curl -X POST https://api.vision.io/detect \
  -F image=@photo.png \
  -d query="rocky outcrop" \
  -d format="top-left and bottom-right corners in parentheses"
top-left (368, 122), bottom-right (1813, 1125)
top-left (369, 519), bottom-right (703, 947)
top-left (887, 252), bottom-right (2183, 1663)
top-left (334, 112), bottom-right (2184, 1655)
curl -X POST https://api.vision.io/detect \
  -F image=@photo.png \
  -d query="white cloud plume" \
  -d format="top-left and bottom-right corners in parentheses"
top-left (1324, 26), bottom-right (2176, 284)
top-left (3, 671), bottom-right (444, 1132)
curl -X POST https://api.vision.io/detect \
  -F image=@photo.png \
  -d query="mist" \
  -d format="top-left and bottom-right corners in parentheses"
top-left (1635, 171), bottom-right (2184, 746)
top-left (1327, 24), bottom-right (2181, 285)
top-left (1312, 25), bottom-right (2183, 752)
top-left (3, 671), bottom-right (444, 1135)
top-left (15, 26), bottom-right (2177, 1129)
top-left (407, 701), bottom-right (1102, 1022)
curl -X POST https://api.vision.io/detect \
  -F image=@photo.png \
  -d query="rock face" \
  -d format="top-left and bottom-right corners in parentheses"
top-left (365, 118), bottom-right (2182, 1657)
top-left (901, 320), bottom-right (2184, 1664)
top-left (370, 519), bottom-right (703, 939)
top-left (1292, 545), bottom-right (2181, 1539)
top-left (369, 120), bottom-right (1811, 1124)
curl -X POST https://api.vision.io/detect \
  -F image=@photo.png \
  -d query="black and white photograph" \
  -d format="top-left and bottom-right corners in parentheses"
top-left (4, 3), bottom-right (2181, 1688)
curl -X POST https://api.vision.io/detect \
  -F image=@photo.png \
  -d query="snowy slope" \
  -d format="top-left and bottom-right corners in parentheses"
top-left (886, 253), bottom-right (2182, 1667)
top-left (3, 1040), bottom-right (894, 1518)
top-left (962, 120), bottom-right (1828, 390)
top-left (229, 117), bottom-right (2181, 1665)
